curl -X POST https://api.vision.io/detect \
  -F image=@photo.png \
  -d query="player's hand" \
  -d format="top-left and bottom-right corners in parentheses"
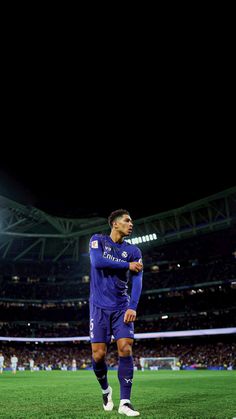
top-left (124, 309), bottom-right (137, 323)
top-left (129, 261), bottom-right (143, 273)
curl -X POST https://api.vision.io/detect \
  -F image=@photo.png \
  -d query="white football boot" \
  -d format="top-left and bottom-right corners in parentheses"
top-left (103, 386), bottom-right (114, 411)
top-left (118, 401), bottom-right (140, 416)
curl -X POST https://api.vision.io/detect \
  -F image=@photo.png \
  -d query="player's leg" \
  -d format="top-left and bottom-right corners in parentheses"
top-left (117, 338), bottom-right (139, 416)
top-left (112, 311), bottom-right (140, 416)
top-left (91, 342), bottom-right (113, 410)
top-left (90, 304), bottom-right (113, 411)
top-left (91, 342), bottom-right (109, 391)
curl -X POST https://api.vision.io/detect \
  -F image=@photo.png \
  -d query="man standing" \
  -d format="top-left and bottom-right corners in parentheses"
top-left (0, 352), bottom-right (4, 374)
top-left (89, 209), bottom-right (143, 417)
top-left (29, 358), bottom-right (34, 372)
top-left (72, 359), bottom-right (77, 371)
top-left (11, 354), bottom-right (18, 374)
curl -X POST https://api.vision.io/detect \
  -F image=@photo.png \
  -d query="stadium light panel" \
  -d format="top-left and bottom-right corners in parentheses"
top-left (126, 233), bottom-right (158, 245)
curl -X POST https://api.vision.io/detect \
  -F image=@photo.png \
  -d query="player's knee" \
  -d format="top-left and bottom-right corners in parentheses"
top-left (118, 342), bottom-right (132, 357)
top-left (92, 348), bottom-right (106, 362)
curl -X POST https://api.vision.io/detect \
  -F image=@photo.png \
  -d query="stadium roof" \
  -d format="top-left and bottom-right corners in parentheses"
top-left (0, 187), bottom-right (235, 261)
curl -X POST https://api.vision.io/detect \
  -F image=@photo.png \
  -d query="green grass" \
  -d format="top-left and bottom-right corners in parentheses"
top-left (0, 370), bottom-right (235, 418)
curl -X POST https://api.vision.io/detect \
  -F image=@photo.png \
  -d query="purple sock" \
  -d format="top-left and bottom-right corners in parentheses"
top-left (118, 356), bottom-right (134, 400)
top-left (92, 358), bottom-right (109, 390)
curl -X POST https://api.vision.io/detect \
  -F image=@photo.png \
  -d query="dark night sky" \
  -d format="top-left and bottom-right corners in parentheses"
top-left (0, 146), bottom-right (234, 220)
top-left (1, 27), bottom-right (234, 220)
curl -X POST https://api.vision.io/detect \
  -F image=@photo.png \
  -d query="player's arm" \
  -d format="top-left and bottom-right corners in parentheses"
top-left (124, 249), bottom-right (143, 323)
top-left (90, 235), bottom-right (130, 270)
top-left (124, 270), bottom-right (143, 323)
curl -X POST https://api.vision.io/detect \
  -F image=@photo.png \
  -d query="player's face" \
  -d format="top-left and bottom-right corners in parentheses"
top-left (115, 215), bottom-right (133, 237)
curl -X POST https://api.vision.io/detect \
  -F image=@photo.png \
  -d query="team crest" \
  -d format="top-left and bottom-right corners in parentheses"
top-left (91, 240), bottom-right (98, 248)
top-left (122, 251), bottom-right (128, 258)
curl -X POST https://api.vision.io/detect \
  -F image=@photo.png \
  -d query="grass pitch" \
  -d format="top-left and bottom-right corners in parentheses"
top-left (0, 370), bottom-right (235, 418)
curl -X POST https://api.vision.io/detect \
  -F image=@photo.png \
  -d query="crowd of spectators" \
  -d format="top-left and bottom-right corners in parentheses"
top-left (0, 338), bottom-right (235, 370)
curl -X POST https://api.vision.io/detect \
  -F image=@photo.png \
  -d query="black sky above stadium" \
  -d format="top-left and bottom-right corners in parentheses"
top-left (1, 23), bottom-right (234, 221)
top-left (0, 147), bottom-right (234, 221)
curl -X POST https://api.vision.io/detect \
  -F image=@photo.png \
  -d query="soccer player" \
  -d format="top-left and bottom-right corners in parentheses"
top-left (72, 358), bottom-right (77, 371)
top-left (0, 352), bottom-right (4, 374)
top-left (29, 358), bottom-right (34, 372)
top-left (11, 354), bottom-right (18, 374)
top-left (89, 209), bottom-right (143, 417)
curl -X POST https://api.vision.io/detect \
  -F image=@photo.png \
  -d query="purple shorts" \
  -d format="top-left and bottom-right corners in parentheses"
top-left (89, 303), bottom-right (134, 343)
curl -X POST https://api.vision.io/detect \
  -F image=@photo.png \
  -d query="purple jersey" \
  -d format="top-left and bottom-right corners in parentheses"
top-left (89, 234), bottom-right (143, 310)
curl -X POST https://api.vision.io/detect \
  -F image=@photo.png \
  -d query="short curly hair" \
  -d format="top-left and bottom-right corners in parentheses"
top-left (108, 209), bottom-right (130, 228)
